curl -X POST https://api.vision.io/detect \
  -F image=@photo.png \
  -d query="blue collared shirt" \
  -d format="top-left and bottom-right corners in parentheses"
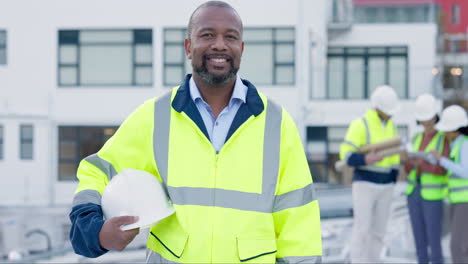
top-left (440, 135), bottom-right (468, 179)
top-left (189, 75), bottom-right (248, 152)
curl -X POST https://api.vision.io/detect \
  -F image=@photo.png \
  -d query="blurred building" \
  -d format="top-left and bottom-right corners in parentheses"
top-left (354, 0), bottom-right (468, 106)
top-left (0, 0), bottom-right (437, 206)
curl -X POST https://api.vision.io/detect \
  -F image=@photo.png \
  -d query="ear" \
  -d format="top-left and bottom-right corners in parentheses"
top-left (241, 40), bottom-right (244, 54)
top-left (184, 38), bottom-right (192, 60)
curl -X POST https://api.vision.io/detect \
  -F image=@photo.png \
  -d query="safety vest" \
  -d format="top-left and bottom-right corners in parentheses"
top-left (447, 136), bottom-right (468, 204)
top-left (340, 109), bottom-right (400, 173)
top-left (73, 79), bottom-right (322, 263)
top-left (406, 132), bottom-right (448, 200)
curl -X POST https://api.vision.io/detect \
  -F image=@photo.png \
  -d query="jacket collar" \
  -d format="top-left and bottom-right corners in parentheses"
top-left (172, 74), bottom-right (264, 116)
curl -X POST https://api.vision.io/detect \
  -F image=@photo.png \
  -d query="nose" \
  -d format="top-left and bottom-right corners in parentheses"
top-left (211, 35), bottom-right (227, 51)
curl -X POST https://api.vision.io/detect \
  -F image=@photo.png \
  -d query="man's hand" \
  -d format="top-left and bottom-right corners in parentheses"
top-left (99, 216), bottom-right (140, 251)
top-left (365, 151), bottom-right (383, 165)
top-left (430, 150), bottom-right (442, 162)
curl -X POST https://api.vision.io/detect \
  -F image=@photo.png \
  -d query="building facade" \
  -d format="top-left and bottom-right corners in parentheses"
top-left (0, 0), bottom-right (437, 207)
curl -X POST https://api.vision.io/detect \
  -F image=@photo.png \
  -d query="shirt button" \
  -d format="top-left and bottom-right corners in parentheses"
top-left (215, 122), bottom-right (219, 126)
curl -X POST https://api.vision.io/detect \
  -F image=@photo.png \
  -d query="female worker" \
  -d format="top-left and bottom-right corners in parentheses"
top-left (405, 94), bottom-right (449, 264)
top-left (431, 105), bottom-right (468, 264)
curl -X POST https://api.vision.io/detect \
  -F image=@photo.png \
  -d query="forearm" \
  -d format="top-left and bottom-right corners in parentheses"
top-left (440, 157), bottom-right (468, 179)
top-left (69, 203), bottom-right (108, 258)
top-left (419, 160), bottom-right (447, 175)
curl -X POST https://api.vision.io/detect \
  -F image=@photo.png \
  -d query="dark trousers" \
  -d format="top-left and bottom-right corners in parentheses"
top-left (450, 203), bottom-right (468, 264)
top-left (407, 185), bottom-right (444, 264)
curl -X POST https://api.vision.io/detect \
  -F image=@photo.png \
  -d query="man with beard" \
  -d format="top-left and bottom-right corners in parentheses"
top-left (69, 1), bottom-right (322, 263)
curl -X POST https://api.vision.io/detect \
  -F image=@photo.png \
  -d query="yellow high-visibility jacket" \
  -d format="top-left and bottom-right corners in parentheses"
top-left (70, 76), bottom-right (322, 263)
top-left (339, 109), bottom-right (400, 184)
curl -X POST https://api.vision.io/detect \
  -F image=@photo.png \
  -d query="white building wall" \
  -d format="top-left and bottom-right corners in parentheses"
top-left (0, 0), bottom-right (436, 206)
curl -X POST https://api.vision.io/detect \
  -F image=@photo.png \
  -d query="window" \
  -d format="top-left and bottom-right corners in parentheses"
top-left (452, 4), bottom-right (460, 24)
top-left (20, 125), bottom-right (34, 160)
top-left (163, 28), bottom-right (190, 86)
top-left (240, 28), bottom-right (295, 85)
top-left (354, 6), bottom-right (432, 23)
top-left (0, 125), bottom-right (3, 160)
top-left (443, 65), bottom-right (464, 89)
top-left (306, 126), bottom-right (348, 184)
top-left (58, 126), bottom-right (118, 181)
top-left (0, 30), bottom-right (6, 65)
top-left (58, 29), bottom-right (153, 86)
top-left (327, 46), bottom-right (408, 99)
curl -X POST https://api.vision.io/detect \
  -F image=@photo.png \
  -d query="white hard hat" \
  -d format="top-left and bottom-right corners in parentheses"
top-left (436, 105), bottom-right (468, 132)
top-left (101, 168), bottom-right (175, 231)
top-left (414, 93), bottom-right (440, 122)
top-left (370, 85), bottom-right (400, 116)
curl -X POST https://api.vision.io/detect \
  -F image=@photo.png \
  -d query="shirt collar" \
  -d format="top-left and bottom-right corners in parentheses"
top-left (189, 75), bottom-right (247, 105)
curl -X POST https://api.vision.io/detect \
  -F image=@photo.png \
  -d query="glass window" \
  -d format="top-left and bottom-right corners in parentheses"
top-left (0, 30), bottom-right (6, 65)
top-left (347, 57), bottom-right (365, 99)
top-left (452, 4), bottom-right (460, 24)
top-left (306, 126), bottom-right (350, 184)
top-left (389, 56), bottom-right (407, 97)
top-left (327, 57), bottom-right (345, 98)
top-left (0, 125), bottom-right (3, 160)
top-left (58, 126), bottom-right (118, 181)
top-left (58, 29), bottom-right (153, 86)
top-left (241, 44), bottom-right (274, 84)
top-left (368, 56), bottom-right (386, 95)
top-left (241, 27), bottom-right (295, 85)
top-left (20, 125), bottom-right (34, 160)
top-left (163, 28), bottom-right (189, 86)
top-left (326, 46), bottom-right (408, 99)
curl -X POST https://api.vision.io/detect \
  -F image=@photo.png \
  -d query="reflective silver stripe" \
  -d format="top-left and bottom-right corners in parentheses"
top-left (435, 133), bottom-right (443, 153)
top-left (167, 183), bottom-right (317, 213)
top-left (358, 165), bottom-right (392, 173)
top-left (449, 186), bottom-right (468, 192)
top-left (450, 173), bottom-right (468, 179)
top-left (263, 99), bottom-right (282, 195)
top-left (72, 190), bottom-right (101, 207)
top-left (362, 118), bottom-right (370, 144)
top-left (343, 140), bottom-right (359, 151)
top-left (274, 184), bottom-right (316, 212)
top-left (391, 164), bottom-right (400, 170)
top-left (84, 153), bottom-right (117, 180)
top-left (421, 184), bottom-right (447, 189)
top-left (168, 186), bottom-right (271, 213)
top-left (277, 256), bottom-right (322, 264)
top-left (154, 91), bottom-right (173, 184)
top-left (146, 248), bottom-right (181, 264)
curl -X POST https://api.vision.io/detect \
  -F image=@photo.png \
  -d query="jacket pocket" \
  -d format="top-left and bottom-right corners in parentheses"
top-left (237, 237), bottom-right (277, 263)
top-left (150, 218), bottom-right (189, 259)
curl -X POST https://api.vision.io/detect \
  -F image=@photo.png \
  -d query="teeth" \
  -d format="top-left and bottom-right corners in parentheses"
top-left (212, 58), bottom-right (226, 63)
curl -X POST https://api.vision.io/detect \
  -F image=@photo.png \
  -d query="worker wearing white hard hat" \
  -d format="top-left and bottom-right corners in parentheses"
top-left (340, 85), bottom-right (401, 263)
top-left (431, 105), bottom-right (468, 264)
top-left (404, 93), bottom-right (449, 264)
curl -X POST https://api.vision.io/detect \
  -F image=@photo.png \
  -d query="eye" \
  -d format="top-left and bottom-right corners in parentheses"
top-left (201, 33), bottom-right (214, 38)
top-left (226, 35), bottom-right (238, 40)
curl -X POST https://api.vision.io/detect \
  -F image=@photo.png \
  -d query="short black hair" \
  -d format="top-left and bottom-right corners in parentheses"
top-left (416, 114), bottom-right (440, 125)
top-left (187, 1), bottom-right (243, 39)
top-left (457, 126), bottom-right (468, 136)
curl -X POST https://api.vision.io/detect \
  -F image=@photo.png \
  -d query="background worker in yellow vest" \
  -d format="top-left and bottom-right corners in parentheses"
top-left (68, 1), bottom-right (322, 263)
top-left (340, 85), bottom-right (401, 263)
top-left (431, 105), bottom-right (468, 264)
top-left (404, 94), bottom-right (449, 264)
